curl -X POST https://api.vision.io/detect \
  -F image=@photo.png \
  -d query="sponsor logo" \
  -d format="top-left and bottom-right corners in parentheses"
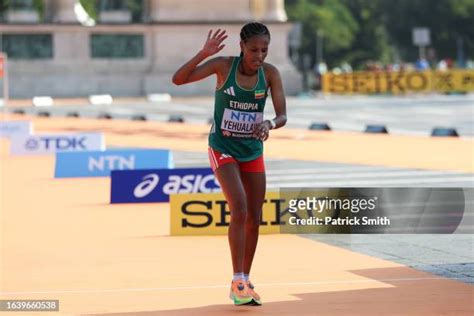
top-left (170, 192), bottom-right (285, 235)
top-left (134, 174), bottom-right (160, 198)
top-left (163, 174), bottom-right (217, 195)
top-left (219, 153), bottom-right (232, 160)
top-left (54, 149), bottom-right (172, 178)
top-left (11, 133), bottom-right (104, 155)
top-left (223, 86), bottom-right (236, 96)
top-left (323, 69), bottom-right (474, 94)
top-left (26, 136), bottom-right (86, 150)
top-left (25, 138), bottom-right (39, 150)
top-left (0, 121), bottom-right (33, 138)
top-left (111, 168), bottom-right (220, 203)
top-left (88, 155), bottom-right (135, 171)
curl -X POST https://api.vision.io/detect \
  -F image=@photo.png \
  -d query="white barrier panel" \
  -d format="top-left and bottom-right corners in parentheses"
top-left (32, 96), bottom-right (54, 107)
top-left (89, 94), bottom-right (113, 105)
top-left (147, 93), bottom-right (172, 102)
top-left (10, 132), bottom-right (105, 155)
top-left (0, 121), bottom-right (33, 138)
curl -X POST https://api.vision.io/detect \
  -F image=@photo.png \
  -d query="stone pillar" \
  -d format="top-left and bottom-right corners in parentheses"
top-left (251, 0), bottom-right (266, 20)
top-left (53, 31), bottom-right (89, 62)
top-left (144, 23), bottom-right (301, 96)
top-left (147, 0), bottom-right (159, 22)
top-left (148, 0), bottom-right (253, 22)
top-left (262, 0), bottom-right (287, 22)
top-left (51, 0), bottom-right (77, 23)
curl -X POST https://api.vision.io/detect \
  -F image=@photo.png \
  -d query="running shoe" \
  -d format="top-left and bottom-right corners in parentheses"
top-left (229, 279), bottom-right (254, 305)
top-left (247, 280), bottom-right (262, 305)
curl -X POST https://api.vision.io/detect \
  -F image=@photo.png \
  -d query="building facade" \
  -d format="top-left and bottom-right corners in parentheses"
top-left (0, 0), bottom-right (301, 97)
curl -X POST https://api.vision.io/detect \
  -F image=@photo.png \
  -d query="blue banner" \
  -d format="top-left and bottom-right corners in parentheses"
top-left (55, 149), bottom-right (173, 178)
top-left (110, 168), bottom-right (220, 203)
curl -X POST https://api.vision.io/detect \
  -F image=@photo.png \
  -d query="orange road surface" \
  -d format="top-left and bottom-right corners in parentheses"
top-left (0, 115), bottom-right (472, 315)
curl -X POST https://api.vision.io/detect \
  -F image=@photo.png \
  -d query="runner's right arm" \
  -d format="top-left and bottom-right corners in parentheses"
top-left (172, 29), bottom-right (227, 85)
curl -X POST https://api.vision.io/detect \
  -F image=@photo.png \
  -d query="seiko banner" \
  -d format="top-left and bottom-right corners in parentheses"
top-left (10, 133), bottom-right (105, 155)
top-left (0, 121), bottom-right (33, 138)
top-left (54, 149), bottom-right (173, 178)
top-left (169, 188), bottom-right (472, 236)
top-left (170, 191), bottom-right (282, 236)
top-left (110, 168), bottom-right (221, 203)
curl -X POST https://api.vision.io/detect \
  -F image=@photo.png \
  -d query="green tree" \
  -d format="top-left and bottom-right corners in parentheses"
top-left (383, 0), bottom-right (474, 63)
top-left (286, 0), bottom-right (474, 69)
top-left (337, 0), bottom-right (393, 69)
top-left (79, 0), bottom-right (143, 23)
top-left (79, 0), bottom-right (97, 20)
top-left (286, 0), bottom-right (359, 69)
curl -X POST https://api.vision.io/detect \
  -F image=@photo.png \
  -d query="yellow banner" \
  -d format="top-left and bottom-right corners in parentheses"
top-left (169, 189), bottom-right (355, 236)
top-left (432, 70), bottom-right (474, 92)
top-left (170, 191), bottom-right (284, 236)
top-left (322, 70), bottom-right (474, 94)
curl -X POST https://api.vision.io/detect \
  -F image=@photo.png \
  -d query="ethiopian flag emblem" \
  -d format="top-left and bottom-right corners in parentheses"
top-left (255, 90), bottom-right (265, 99)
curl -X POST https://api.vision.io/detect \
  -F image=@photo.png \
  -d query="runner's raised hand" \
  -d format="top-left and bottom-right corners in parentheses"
top-left (201, 29), bottom-right (227, 57)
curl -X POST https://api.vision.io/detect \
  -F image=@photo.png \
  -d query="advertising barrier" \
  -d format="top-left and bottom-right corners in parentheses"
top-left (54, 149), bottom-right (173, 178)
top-left (111, 167), bottom-right (220, 203)
top-left (322, 69), bottom-right (474, 94)
top-left (170, 188), bottom-right (472, 236)
top-left (10, 133), bottom-right (105, 155)
top-left (0, 121), bottom-right (32, 138)
top-left (170, 191), bottom-right (283, 236)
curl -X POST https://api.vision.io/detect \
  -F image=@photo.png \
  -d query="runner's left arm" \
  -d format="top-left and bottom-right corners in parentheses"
top-left (254, 64), bottom-right (287, 141)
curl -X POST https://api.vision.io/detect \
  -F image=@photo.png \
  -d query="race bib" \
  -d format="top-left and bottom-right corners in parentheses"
top-left (221, 108), bottom-right (263, 138)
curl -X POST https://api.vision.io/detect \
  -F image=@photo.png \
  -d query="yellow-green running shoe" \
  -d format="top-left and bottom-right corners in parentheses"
top-left (229, 279), bottom-right (254, 306)
top-left (247, 280), bottom-right (262, 305)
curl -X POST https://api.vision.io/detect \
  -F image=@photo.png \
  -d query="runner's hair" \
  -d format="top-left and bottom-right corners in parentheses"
top-left (240, 22), bottom-right (270, 42)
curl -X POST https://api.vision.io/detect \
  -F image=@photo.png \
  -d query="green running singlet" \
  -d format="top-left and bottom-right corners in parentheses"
top-left (209, 56), bottom-right (268, 162)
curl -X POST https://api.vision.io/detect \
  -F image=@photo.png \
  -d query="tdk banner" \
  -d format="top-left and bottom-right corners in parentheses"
top-left (0, 121), bottom-right (33, 138)
top-left (54, 149), bottom-right (173, 178)
top-left (10, 133), bottom-right (104, 155)
top-left (111, 168), bottom-right (221, 203)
